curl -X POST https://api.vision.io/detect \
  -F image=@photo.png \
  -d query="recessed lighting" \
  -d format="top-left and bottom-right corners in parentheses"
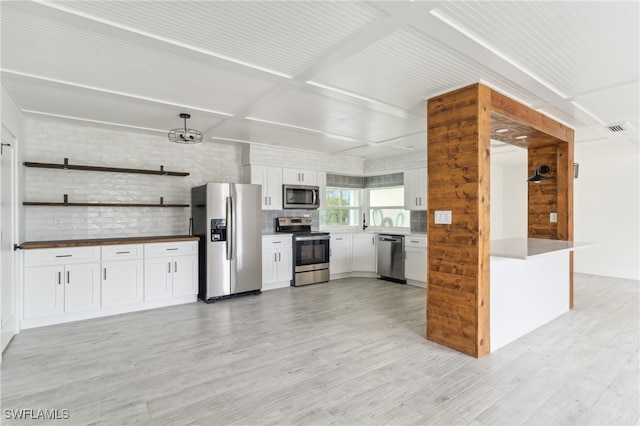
top-left (515, 135), bottom-right (528, 140)
top-left (495, 128), bottom-right (509, 133)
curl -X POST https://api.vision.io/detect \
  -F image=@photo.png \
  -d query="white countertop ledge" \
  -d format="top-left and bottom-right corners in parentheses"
top-left (490, 238), bottom-right (592, 260)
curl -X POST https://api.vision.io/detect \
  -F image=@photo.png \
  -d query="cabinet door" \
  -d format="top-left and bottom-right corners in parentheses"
top-left (352, 234), bottom-right (377, 272)
top-left (330, 234), bottom-right (352, 274)
top-left (144, 257), bottom-right (172, 301)
top-left (249, 165), bottom-right (269, 209)
top-left (282, 167), bottom-right (302, 184)
top-left (275, 247), bottom-right (292, 282)
top-left (102, 260), bottom-right (144, 307)
top-left (172, 255), bottom-right (198, 297)
top-left (262, 248), bottom-right (278, 284)
top-left (24, 265), bottom-right (64, 319)
top-left (405, 248), bottom-right (427, 282)
top-left (64, 263), bottom-right (101, 313)
top-left (299, 169), bottom-right (317, 185)
top-left (404, 169), bottom-right (427, 210)
top-left (266, 167), bottom-right (283, 210)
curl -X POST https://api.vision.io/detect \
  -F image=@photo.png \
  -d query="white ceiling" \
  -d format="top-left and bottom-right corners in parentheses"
top-left (2, 1), bottom-right (638, 160)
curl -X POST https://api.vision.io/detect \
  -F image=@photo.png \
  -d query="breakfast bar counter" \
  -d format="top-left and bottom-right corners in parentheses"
top-left (489, 238), bottom-right (591, 351)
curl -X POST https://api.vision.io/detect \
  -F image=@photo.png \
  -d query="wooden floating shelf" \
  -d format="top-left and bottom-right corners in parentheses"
top-left (24, 160), bottom-right (189, 177)
top-left (23, 202), bottom-right (189, 208)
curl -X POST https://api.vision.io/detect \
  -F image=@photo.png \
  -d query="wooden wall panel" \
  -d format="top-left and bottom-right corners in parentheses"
top-left (528, 145), bottom-right (559, 239)
top-left (427, 83), bottom-right (491, 358)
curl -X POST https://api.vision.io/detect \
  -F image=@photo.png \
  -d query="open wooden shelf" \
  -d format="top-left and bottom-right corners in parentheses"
top-left (23, 202), bottom-right (189, 208)
top-left (24, 159), bottom-right (189, 176)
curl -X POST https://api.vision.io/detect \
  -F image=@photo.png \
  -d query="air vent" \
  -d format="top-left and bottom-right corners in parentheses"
top-left (606, 121), bottom-right (632, 133)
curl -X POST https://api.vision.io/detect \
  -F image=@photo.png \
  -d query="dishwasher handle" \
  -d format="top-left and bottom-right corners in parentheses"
top-left (378, 236), bottom-right (403, 243)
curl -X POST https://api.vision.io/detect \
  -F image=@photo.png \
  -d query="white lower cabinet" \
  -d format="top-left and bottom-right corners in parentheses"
top-left (23, 247), bottom-right (101, 320)
top-left (21, 239), bottom-right (198, 328)
top-left (405, 235), bottom-right (427, 284)
top-left (24, 262), bottom-right (101, 319)
top-left (330, 233), bottom-right (352, 275)
top-left (262, 235), bottom-right (292, 289)
top-left (102, 244), bottom-right (144, 307)
top-left (144, 242), bottom-right (198, 300)
top-left (352, 233), bottom-right (376, 272)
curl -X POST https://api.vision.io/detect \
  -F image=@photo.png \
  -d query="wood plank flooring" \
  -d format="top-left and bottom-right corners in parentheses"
top-left (1, 274), bottom-right (638, 425)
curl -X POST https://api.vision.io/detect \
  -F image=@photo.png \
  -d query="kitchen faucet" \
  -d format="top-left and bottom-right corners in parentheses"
top-left (362, 213), bottom-right (368, 231)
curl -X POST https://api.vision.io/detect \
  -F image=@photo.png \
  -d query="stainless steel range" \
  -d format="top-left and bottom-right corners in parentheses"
top-left (276, 217), bottom-right (330, 287)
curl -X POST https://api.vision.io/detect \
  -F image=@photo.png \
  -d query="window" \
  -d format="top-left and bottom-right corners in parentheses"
top-left (367, 187), bottom-right (409, 229)
top-left (320, 188), bottom-right (361, 227)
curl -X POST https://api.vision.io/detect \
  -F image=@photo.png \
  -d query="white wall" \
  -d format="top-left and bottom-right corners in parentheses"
top-left (573, 139), bottom-right (640, 280)
top-left (490, 148), bottom-right (528, 240)
top-left (24, 119), bottom-right (244, 241)
top-left (246, 144), bottom-right (364, 175)
top-left (364, 150), bottom-right (426, 175)
top-left (1, 83), bottom-right (26, 241)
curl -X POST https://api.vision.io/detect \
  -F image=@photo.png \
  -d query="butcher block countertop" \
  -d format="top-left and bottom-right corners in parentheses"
top-left (20, 235), bottom-right (200, 250)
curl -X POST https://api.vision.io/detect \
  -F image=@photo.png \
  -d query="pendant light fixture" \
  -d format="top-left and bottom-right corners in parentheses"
top-left (527, 163), bottom-right (550, 183)
top-left (168, 113), bottom-right (203, 144)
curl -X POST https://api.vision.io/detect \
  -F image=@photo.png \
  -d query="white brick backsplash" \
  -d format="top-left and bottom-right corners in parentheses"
top-left (25, 119), bottom-right (243, 241)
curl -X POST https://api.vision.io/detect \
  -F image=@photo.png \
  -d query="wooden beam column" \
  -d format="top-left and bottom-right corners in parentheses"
top-left (426, 84), bottom-right (491, 358)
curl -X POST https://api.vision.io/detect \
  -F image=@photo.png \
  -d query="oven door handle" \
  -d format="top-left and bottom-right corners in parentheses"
top-left (295, 235), bottom-right (330, 242)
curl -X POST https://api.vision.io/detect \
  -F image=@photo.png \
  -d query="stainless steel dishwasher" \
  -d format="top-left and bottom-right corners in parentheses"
top-left (377, 234), bottom-right (406, 283)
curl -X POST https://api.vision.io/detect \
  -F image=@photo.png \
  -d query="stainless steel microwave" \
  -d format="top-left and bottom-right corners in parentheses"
top-left (283, 185), bottom-right (320, 209)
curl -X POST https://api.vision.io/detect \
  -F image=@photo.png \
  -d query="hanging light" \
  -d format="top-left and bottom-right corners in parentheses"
top-left (527, 163), bottom-right (550, 183)
top-left (168, 113), bottom-right (203, 144)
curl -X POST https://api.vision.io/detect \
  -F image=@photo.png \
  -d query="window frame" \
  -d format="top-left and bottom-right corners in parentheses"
top-left (365, 186), bottom-right (410, 231)
top-left (319, 186), bottom-right (363, 229)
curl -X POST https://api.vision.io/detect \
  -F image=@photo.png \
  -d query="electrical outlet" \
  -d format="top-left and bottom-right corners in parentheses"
top-left (54, 217), bottom-right (63, 227)
top-left (435, 210), bottom-right (452, 225)
top-left (550, 212), bottom-right (557, 223)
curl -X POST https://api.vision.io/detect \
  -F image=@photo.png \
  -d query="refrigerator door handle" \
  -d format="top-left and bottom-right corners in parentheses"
top-left (226, 196), bottom-right (233, 260)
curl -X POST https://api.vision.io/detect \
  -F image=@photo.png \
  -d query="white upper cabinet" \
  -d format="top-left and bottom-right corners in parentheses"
top-left (245, 164), bottom-right (283, 210)
top-left (404, 168), bottom-right (427, 210)
top-left (282, 168), bottom-right (317, 185)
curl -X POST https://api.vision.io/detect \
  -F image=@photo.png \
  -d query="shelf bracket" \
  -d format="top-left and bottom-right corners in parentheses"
top-left (63, 194), bottom-right (69, 206)
top-left (63, 158), bottom-right (69, 169)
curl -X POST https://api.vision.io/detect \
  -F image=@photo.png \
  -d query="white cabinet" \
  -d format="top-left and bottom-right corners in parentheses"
top-left (330, 233), bottom-right (352, 275)
top-left (352, 233), bottom-right (377, 272)
top-left (262, 235), bottom-right (292, 289)
top-left (144, 241), bottom-right (198, 301)
top-left (404, 168), bottom-right (427, 210)
top-left (22, 239), bottom-right (199, 329)
top-left (245, 164), bottom-right (283, 210)
top-left (102, 244), bottom-right (144, 307)
top-left (23, 247), bottom-right (101, 320)
top-left (405, 235), bottom-right (427, 283)
top-left (282, 168), bottom-right (317, 185)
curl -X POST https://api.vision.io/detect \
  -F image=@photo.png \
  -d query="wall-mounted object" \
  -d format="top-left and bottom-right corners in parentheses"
top-left (527, 163), bottom-right (550, 183)
top-left (168, 113), bottom-right (202, 144)
top-left (24, 194), bottom-right (188, 208)
top-left (574, 163), bottom-right (579, 179)
top-left (24, 159), bottom-right (189, 176)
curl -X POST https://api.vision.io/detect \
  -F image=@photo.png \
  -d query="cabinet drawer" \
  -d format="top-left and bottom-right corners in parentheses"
top-left (405, 236), bottom-right (427, 248)
top-left (24, 246), bottom-right (101, 267)
top-left (144, 241), bottom-right (198, 258)
top-left (262, 235), bottom-right (292, 248)
top-left (102, 244), bottom-right (144, 261)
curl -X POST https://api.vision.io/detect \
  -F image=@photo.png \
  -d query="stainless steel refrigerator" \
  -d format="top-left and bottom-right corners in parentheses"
top-left (192, 183), bottom-right (262, 302)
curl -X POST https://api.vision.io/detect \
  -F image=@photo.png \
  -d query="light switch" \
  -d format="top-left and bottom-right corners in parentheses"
top-left (435, 210), bottom-right (452, 225)
top-left (550, 212), bottom-right (557, 223)
top-left (54, 217), bottom-right (63, 228)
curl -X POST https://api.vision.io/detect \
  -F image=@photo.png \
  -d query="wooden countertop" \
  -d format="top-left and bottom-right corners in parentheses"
top-left (20, 235), bottom-right (200, 250)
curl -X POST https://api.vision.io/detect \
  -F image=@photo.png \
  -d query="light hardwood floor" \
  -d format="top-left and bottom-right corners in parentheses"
top-left (1, 274), bottom-right (638, 425)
